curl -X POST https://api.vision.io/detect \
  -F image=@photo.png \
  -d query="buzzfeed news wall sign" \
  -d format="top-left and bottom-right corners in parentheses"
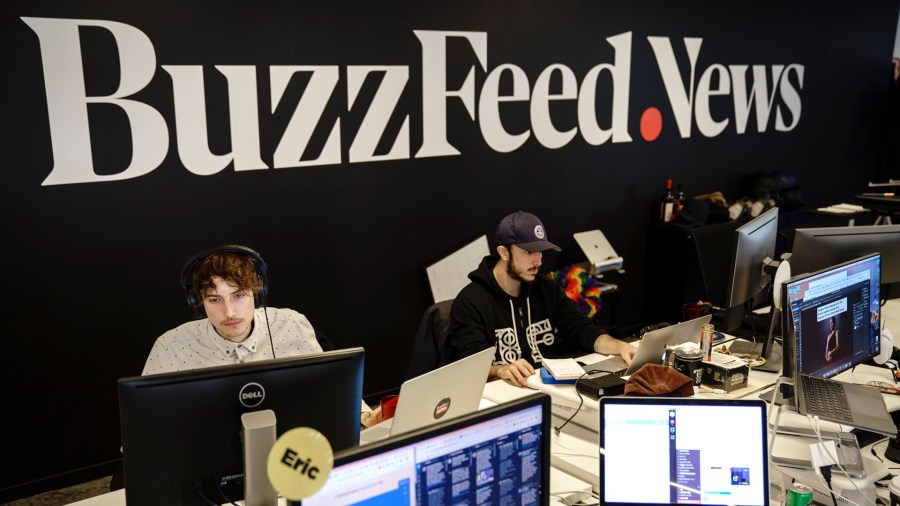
top-left (22, 17), bottom-right (803, 186)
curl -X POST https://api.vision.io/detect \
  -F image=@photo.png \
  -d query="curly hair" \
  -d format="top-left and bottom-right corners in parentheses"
top-left (191, 251), bottom-right (263, 303)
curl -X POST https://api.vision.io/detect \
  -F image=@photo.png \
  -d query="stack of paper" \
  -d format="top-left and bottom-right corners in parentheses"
top-left (541, 358), bottom-right (586, 380)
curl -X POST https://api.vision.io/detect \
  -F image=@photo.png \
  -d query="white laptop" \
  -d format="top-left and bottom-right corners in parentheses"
top-left (573, 229), bottom-right (623, 274)
top-left (584, 315), bottom-right (712, 377)
top-left (360, 347), bottom-right (495, 444)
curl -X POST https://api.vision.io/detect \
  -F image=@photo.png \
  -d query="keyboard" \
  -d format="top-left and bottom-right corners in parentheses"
top-left (800, 375), bottom-right (854, 423)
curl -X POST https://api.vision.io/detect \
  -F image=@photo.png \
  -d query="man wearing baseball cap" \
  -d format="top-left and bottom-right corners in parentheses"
top-left (447, 211), bottom-right (635, 387)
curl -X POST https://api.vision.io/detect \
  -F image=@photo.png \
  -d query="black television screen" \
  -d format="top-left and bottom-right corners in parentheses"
top-left (118, 347), bottom-right (364, 506)
top-left (791, 224), bottom-right (900, 286)
top-left (301, 392), bottom-right (551, 506)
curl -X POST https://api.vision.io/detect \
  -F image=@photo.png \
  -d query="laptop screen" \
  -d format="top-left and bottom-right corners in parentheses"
top-left (303, 393), bottom-right (551, 505)
top-left (599, 397), bottom-right (768, 506)
top-left (785, 253), bottom-right (882, 379)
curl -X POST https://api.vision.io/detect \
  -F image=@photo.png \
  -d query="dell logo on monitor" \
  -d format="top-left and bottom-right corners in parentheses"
top-left (239, 382), bottom-right (266, 408)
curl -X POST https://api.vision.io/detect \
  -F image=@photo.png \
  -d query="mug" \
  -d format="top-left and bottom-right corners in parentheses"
top-left (380, 394), bottom-right (399, 420)
top-left (682, 301), bottom-right (712, 322)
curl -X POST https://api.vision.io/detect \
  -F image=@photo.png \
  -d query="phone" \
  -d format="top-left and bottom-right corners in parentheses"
top-left (831, 432), bottom-right (865, 479)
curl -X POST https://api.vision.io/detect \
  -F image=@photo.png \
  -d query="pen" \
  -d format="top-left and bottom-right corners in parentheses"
top-left (862, 192), bottom-right (895, 197)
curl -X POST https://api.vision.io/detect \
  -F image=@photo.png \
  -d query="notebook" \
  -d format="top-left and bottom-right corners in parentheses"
top-left (786, 253), bottom-right (897, 436)
top-left (599, 397), bottom-right (769, 506)
top-left (360, 347), bottom-right (495, 444)
top-left (584, 315), bottom-right (712, 377)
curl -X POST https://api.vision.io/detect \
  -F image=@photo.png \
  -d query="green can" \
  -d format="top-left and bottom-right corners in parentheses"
top-left (786, 482), bottom-right (813, 506)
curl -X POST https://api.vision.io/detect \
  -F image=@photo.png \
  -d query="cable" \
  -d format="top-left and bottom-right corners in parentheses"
top-left (554, 371), bottom-right (596, 434)
top-left (808, 414), bottom-right (879, 506)
top-left (263, 305), bottom-right (276, 359)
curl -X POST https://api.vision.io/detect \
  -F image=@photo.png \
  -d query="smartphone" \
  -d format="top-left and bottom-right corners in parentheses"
top-left (831, 432), bottom-right (865, 479)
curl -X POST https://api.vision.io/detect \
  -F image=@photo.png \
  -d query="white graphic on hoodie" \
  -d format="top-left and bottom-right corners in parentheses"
top-left (494, 318), bottom-right (555, 364)
top-left (526, 319), bottom-right (555, 363)
top-left (495, 327), bottom-right (522, 363)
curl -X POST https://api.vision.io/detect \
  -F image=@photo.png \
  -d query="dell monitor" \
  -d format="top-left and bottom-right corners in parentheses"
top-left (118, 347), bottom-right (365, 506)
top-left (302, 393), bottom-right (551, 505)
top-left (791, 224), bottom-right (900, 297)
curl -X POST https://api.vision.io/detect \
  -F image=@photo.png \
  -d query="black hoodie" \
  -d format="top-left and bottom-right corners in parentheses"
top-left (447, 255), bottom-right (607, 366)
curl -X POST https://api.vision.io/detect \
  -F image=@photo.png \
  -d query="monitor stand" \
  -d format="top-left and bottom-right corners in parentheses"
top-left (241, 410), bottom-right (278, 506)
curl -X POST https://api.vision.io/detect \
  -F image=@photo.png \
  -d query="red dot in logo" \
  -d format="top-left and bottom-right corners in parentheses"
top-left (640, 107), bottom-right (663, 141)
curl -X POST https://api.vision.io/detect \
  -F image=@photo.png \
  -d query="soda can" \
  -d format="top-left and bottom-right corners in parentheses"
top-left (786, 482), bottom-right (813, 506)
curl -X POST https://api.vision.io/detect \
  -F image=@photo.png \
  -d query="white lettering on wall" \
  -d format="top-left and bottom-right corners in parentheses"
top-left (22, 17), bottom-right (805, 185)
top-left (23, 17), bottom-right (168, 185)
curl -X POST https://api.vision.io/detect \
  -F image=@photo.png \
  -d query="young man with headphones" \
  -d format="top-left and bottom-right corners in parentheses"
top-left (447, 212), bottom-right (636, 387)
top-left (142, 245), bottom-right (382, 426)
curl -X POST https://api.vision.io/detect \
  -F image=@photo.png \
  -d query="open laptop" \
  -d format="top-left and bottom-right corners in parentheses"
top-left (360, 347), bottom-right (495, 443)
top-left (785, 253), bottom-right (897, 436)
top-left (574, 229), bottom-right (623, 274)
top-left (584, 315), bottom-right (712, 377)
top-left (599, 397), bottom-right (769, 506)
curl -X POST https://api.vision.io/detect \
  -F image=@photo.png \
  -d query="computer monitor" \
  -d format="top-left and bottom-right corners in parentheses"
top-left (302, 393), bottom-right (551, 505)
top-left (599, 397), bottom-right (769, 506)
top-left (791, 224), bottom-right (900, 295)
top-left (118, 347), bottom-right (365, 506)
top-left (783, 253), bottom-right (882, 380)
top-left (727, 207), bottom-right (780, 313)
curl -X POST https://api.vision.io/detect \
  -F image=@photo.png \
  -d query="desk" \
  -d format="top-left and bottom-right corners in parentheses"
top-left (483, 343), bottom-right (900, 504)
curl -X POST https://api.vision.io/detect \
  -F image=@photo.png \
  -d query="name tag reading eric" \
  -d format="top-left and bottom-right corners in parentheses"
top-left (267, 427), bottom-right (334, 500)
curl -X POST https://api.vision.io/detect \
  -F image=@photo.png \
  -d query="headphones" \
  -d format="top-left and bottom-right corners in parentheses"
top-left (179, 245), bottom-right (269, 319)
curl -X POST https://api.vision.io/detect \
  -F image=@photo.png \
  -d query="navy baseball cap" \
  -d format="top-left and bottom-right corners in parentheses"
top-left (494, 211), bottom-right (561, 252)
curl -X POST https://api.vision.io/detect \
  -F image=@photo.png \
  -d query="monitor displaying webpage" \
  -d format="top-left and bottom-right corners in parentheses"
top-left (303, 404), bottom-right (544, 506)
top-left (785, 254), bottom-right (882, 378)
top-left (601, 401), bottom-right (767, 505)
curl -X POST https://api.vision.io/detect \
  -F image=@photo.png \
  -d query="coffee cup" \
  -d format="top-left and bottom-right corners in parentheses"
top-left (890, 476), bottom-right (900, 506)
top-left (380, 394), bottom-right (399, 420)
top-left (682, 301), bottom-right (712, 322)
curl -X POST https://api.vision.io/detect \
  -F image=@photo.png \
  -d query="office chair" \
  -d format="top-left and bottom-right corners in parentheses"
top-left (405, 299), bottom-right (454, 380)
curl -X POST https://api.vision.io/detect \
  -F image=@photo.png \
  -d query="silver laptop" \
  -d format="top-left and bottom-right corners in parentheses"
top-left (573, 229), bottom-right (623, 273)
top-left (585, 315), bottom-right (712, 377)
top-left (360, 347), bottom-right (495, 444)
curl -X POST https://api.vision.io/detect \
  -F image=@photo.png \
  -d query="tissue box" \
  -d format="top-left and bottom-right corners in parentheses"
top-left (700, 352), bottom-right (749, 392)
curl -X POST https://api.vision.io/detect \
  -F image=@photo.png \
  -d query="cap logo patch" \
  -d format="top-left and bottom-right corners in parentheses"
top-left (534, 225), bottom-right (545, 239)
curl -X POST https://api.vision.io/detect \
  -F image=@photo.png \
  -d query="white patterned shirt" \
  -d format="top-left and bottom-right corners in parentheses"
top-left (142, 307), bottom-right (371, 414)
top-left (142, 307), bottom-right (322, 374)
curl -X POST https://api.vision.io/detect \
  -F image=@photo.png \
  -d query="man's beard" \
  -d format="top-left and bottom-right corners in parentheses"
top-left (507, 255), bottom-right (535, 284)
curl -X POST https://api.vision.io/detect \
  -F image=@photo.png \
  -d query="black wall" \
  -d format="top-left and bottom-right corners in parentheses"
top-left (3, 0), bottom-right (898, 500)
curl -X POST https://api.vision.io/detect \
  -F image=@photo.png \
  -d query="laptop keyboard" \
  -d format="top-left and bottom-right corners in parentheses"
top-left (801, 375), bottom-right (854, 423)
